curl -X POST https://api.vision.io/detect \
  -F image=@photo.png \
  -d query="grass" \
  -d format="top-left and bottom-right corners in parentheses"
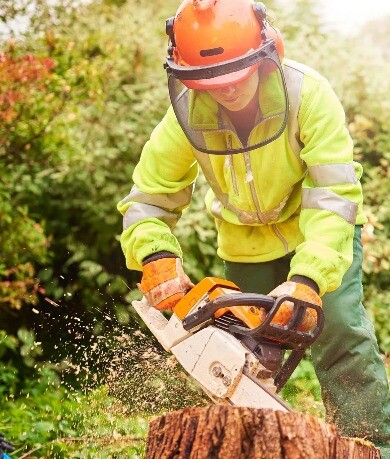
top-left (1, 386), bottom-right (148, 458)
top-left (3, 351), bottom-right (387, 457)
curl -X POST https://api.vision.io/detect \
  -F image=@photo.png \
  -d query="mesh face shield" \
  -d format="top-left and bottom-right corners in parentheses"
top-left (165, 39), bottom-right (289, 155)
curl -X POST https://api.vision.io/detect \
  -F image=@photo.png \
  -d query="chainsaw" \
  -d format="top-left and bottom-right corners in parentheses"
top-left (132, 277), bottom-right (324, 412)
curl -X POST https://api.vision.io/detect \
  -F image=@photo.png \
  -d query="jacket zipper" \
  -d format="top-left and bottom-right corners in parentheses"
top-left (243, 152), bottom-right (265, 224)
top-left (219, 126), bottom-right (288, 248)
top-left (272, 225), bottom-right (289, 254)
top-left (244, 148), bottom-right (289, 254)
top-left (227, 135), bottom-right (239, 195)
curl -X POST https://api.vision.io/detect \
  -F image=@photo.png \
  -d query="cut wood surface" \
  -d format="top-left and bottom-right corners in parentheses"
top-left (146, 405), bottom-right (380, 459)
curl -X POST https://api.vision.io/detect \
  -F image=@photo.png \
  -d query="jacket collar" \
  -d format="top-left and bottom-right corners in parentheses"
top-left (188, 67), bottom-right (286, 132)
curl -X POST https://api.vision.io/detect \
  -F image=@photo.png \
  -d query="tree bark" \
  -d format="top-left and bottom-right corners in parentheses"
top-left (146, 405), bottom-right (380, 459)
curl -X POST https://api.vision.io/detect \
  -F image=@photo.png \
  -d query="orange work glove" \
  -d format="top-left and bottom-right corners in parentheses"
top-left (138, 255), bottom-right (194, 310)
top-left (265, 281), bottom-right (322, 332)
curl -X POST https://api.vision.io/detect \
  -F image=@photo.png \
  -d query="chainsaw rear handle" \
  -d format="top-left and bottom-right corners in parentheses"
top-left (182, 293), bottom-right (325, 349)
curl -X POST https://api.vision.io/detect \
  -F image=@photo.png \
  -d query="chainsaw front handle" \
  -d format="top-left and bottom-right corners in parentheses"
top-left (182, 293), bottom-right (273, 329)
top-left (182, 293), bottom-right (325, 349)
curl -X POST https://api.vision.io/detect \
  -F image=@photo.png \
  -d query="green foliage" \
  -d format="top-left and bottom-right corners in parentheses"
top-left (61, 388), bottom-right (148, 459)
top-left (0, 0), bottom-right (175, 328)
top-left (1, 378), bottom-right (147, 458)
top-left (281, 356), bottom-right (325, 419)
top-left (0, 0), bottom-right (389, 456)
top-left (1, 377), bottom-right (76, 454)
top-left (0, 188), bottom-right (49, 310)
top-left (1, 330), bottom-right (148, 458)
top-left (0, 329), bottom-right (76, 455)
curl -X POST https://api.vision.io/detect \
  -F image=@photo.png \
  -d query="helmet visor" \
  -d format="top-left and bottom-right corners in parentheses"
top-left (167, 55), bottom-right (288, 155)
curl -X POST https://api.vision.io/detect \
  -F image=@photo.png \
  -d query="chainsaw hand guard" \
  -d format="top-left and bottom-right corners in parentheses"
top-left (182, 293), bottom-right (324, 349)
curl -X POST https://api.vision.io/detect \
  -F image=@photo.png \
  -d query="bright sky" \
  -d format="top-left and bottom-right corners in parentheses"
top-left (319, 0), bottom-right (390, 31)
top-left (276, 0), bottom-right (390, 33)
top-left (2, 0), bottom-right (390, 39)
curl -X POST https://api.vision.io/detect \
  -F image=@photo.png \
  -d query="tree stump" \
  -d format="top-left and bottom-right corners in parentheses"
top-left (146, 405), bottom-right (380, 459)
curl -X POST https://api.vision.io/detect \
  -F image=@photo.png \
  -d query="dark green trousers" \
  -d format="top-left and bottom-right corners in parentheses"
top-left (225, 227), bottom-right (390, 454)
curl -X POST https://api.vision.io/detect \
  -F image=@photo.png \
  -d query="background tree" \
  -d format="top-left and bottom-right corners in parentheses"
top-left (0, 0), bottom-right (388, 456)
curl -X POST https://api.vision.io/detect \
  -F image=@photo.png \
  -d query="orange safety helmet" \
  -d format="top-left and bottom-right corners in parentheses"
top-left (165, 0), bottom-right (284, 90)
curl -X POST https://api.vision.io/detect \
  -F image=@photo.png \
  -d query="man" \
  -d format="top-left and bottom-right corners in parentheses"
top-left (118, 0), bottom-right (390, 454)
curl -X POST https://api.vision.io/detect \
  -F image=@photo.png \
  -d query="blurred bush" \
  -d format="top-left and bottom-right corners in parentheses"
top-left (0, 0), bottom-right (389, 454)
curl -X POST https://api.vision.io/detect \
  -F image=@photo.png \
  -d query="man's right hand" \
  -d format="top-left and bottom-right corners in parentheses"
top-left (267, 280), bottom-right (322, 332)
top-left (137, 255), bottom-right (194, 311)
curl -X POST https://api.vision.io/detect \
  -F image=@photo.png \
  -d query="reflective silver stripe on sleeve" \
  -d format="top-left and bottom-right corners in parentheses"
top-left (210, 198), bottom-right (223, 220)
top-left (123, 203), bottom-right (180, 230)
top-left (121, 184), bottom-right (194, 211)
top-left (308, 163), bottom-right (358, 187)
top-left (302, 188), bottom-right (358, 224)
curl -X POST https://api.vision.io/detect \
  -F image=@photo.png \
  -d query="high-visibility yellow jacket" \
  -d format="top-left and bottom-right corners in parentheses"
top-left (117, 59), bottom-right (366, 296)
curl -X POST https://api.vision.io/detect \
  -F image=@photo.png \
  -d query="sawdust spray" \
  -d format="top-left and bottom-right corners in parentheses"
top-left (40, 299), bottom-right (208, 416)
